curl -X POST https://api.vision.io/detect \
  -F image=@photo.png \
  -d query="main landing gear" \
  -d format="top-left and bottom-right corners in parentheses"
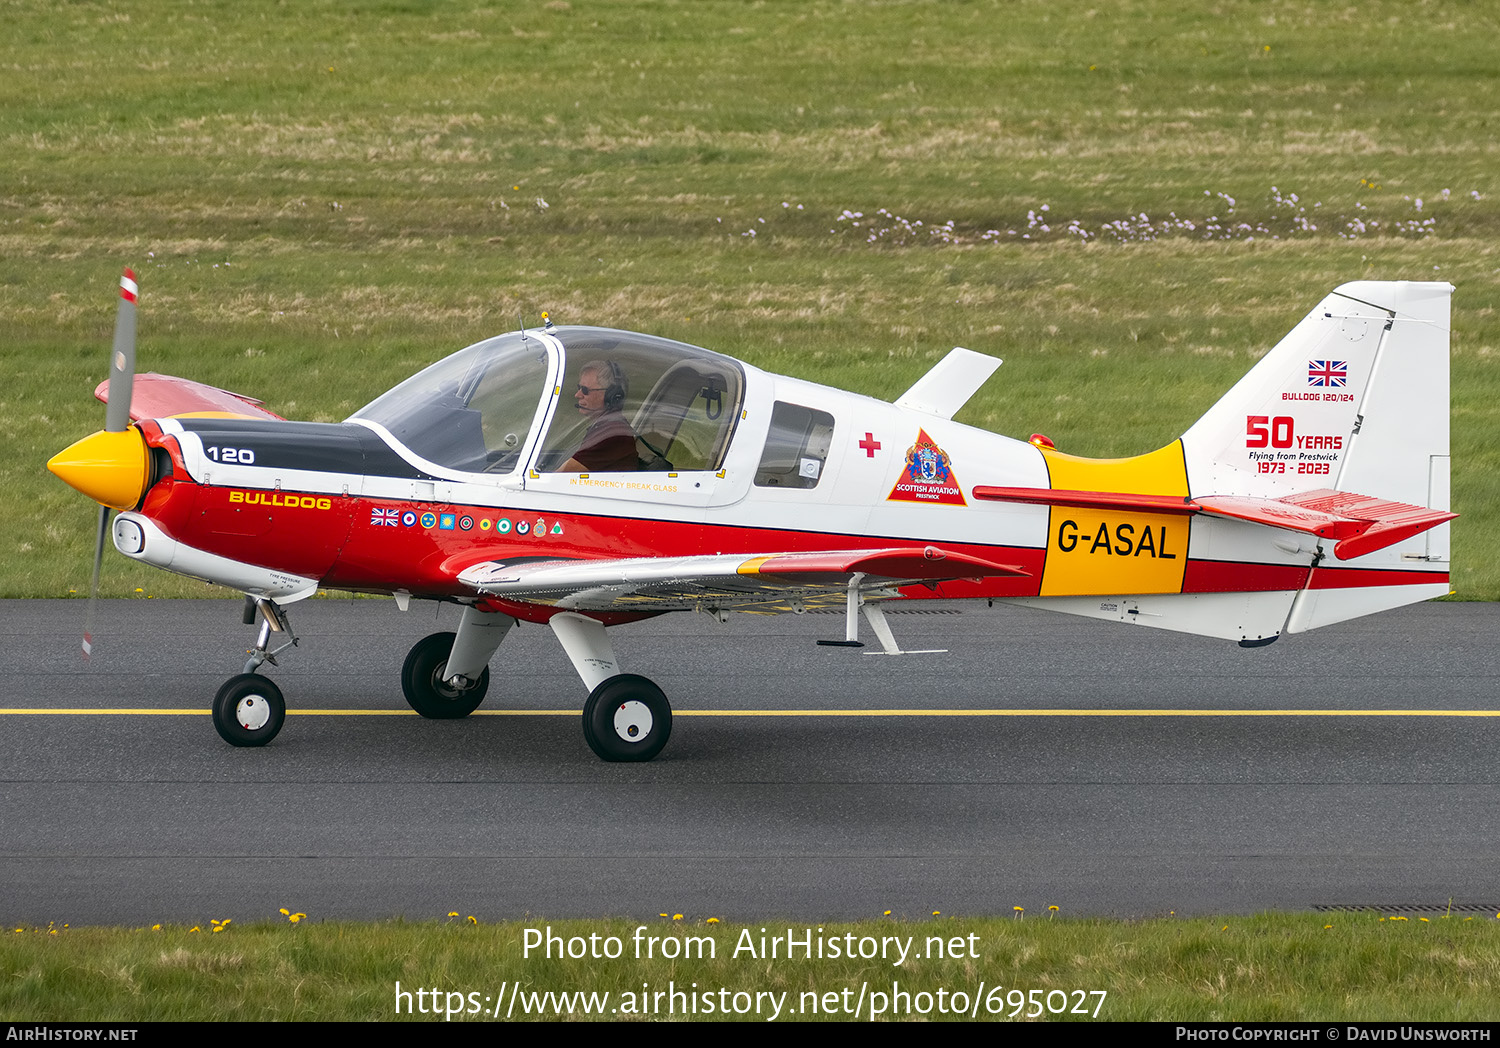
top-left (395, 608), bottom-right (672, 761)
top-left (399, 606), bottom-right (512, 718)
top-left (211, 596), bottom-right (296, 747)
top-left (401, 632), bottom-right (490, 718)
top-left (581, 673), bottom-right (672, 762)
top-left (395, 608), bottom-right (671, 760)
top-left (550, 611), bottom-right (673, 762)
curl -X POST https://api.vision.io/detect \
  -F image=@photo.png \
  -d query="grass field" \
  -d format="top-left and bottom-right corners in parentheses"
top-left (3, 0), bottom-right (1496, 598)
top-left (6, 913), bottom-right (1500, 1022)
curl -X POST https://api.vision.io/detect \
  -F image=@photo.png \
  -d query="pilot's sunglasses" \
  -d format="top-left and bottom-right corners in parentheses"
top-left (576, 384), bottom-right (605, 395)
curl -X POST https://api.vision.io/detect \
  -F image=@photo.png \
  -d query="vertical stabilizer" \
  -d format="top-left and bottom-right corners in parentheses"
top-left (1177, 281), bottom-right (1452, 630)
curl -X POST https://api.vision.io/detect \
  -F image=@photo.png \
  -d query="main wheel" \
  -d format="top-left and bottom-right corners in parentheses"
top-left (401, 631), bottom-right (490, 718)
top-left (581, 674), bottom-right (672, 762)
top-left (213, 673), bottom-right (286, 747)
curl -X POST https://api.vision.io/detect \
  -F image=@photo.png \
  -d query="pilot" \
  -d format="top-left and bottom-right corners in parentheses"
top-left (560, 359), bottom-right (639, 472)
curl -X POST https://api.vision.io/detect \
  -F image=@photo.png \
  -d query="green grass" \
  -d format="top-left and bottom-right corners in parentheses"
top-left (6, 913), bottom-right (1500, 1021)
top-left (4, 0), bottom-right (1497, 597)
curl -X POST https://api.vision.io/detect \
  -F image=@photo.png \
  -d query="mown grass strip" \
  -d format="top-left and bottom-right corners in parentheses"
top-left (5, 914), bottom-right (1500, 1022)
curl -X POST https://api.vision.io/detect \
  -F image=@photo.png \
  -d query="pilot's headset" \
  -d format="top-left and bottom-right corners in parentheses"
top-left (583, 359), bottom-right (628, 411)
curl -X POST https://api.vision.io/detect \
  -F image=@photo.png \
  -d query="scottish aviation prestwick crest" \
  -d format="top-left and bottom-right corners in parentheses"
top-left (887, 428), bottom-right (966, 506)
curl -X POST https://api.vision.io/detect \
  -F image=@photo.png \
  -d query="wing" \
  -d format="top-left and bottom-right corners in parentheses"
top-left (457, 546), bottom-right (1029, 613)
top-left (971, 485), bottom-right (1455, 561)
top-left (95, 373), bottom-right (285, 422)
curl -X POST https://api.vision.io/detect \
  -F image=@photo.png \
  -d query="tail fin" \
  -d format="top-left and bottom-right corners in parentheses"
top-left (1180, 281), bottom-right (1452, 628)
top-left (989, 281), bottom-right (1452, 642)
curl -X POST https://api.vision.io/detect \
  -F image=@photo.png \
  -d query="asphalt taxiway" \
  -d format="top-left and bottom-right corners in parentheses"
top-left (3, 598), bottom-right (1498, 924)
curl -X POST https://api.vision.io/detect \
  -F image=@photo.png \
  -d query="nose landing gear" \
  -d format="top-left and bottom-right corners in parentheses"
top-left (210, 596), bottom-right (296, 748)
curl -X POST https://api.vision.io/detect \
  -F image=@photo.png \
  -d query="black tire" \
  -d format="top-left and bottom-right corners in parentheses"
top-left (213, 673), bottom-right (286, 747)
top-left (581, 674), bottom-right (672, 762)
top-left (401, 631), bottom-right (490, 718)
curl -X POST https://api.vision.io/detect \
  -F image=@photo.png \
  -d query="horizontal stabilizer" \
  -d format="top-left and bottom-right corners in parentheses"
top-left (972, 485), bottom-right (1454, 560)
top-left (458, 546), bottom-right (1027, 612)
top-left (1218, 489), bottom-right (1457, 561)
top-left (94, 373), bottom-right (284, 422)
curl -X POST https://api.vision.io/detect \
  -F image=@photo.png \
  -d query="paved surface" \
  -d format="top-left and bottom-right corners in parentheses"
top-left (3, 598), bottom-right (1498, 924)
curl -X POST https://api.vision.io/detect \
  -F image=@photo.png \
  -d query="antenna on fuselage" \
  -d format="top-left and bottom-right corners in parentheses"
top-left (518, 314), bottom-right (527, 341)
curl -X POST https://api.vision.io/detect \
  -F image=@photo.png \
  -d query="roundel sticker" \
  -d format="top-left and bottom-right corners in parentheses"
top-left (497, 518), bottom-right (512, 534)
top-left (420, 512), bottom-right (437, 528)
top-left (400, 511), bottom-right (416, 527)
top-left (479, 518), bottom-right (492, 532)
top-left (516, 521), bottom-right (530, 535)
top-left (458, 515), bottom-right (474, 531)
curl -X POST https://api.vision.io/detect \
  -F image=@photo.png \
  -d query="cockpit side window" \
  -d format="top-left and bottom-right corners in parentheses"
top-left (754, 402), bottom-right (835, 488)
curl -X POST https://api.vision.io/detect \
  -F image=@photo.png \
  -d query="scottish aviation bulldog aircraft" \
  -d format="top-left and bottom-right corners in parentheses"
top-left (49, 272), bottom-right (1455, 761)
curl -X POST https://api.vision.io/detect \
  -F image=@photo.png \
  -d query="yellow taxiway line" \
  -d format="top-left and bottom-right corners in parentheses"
top-left (3, 708), bottom-right (1500, 718)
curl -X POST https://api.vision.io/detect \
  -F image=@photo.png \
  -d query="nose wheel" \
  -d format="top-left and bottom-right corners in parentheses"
top-left (212, 597), bottom-right (295, 748)
top-left (582, 674), bottom-right (672, 762)
top-left (212, 673), bottom-right (286, 747)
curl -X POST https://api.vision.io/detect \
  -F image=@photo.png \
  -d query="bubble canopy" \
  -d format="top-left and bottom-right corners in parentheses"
top-left (350, 327), bottom-right (744, 478)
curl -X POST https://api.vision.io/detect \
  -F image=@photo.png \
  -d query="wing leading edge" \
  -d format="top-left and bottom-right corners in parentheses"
top-left (457, 546), bottom-right (1028, 613)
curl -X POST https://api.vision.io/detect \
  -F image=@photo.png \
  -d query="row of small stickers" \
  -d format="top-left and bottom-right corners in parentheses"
top-left (371, 508), bottom-right (564, 536)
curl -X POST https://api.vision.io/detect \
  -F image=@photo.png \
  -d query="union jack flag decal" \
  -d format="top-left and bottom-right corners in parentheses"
top-left (1307, 360), bottom-right (1348, 387)
top-left (370, 507), bottom-right (401, 526)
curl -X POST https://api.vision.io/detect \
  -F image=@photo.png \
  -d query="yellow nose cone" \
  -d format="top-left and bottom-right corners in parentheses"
top-left (48, 428), bottom-right (149, 510)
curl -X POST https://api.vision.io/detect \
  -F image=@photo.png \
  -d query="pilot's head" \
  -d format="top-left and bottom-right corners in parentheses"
top-left (575, 359), bottom-right (626, 416)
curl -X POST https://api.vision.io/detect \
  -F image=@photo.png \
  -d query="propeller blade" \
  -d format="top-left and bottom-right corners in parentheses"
top-left (83, 267), bottom-right (137, 657)
top-left (104, 268), bottom-right (137, 433)
top-left (82, 505), bottom-right (111, 659)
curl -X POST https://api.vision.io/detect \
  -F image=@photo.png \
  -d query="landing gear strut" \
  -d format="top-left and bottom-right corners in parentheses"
top-left (211, 596), bottom-right (296, 748)
top-left (549, 611), bottom-right (675, 762)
